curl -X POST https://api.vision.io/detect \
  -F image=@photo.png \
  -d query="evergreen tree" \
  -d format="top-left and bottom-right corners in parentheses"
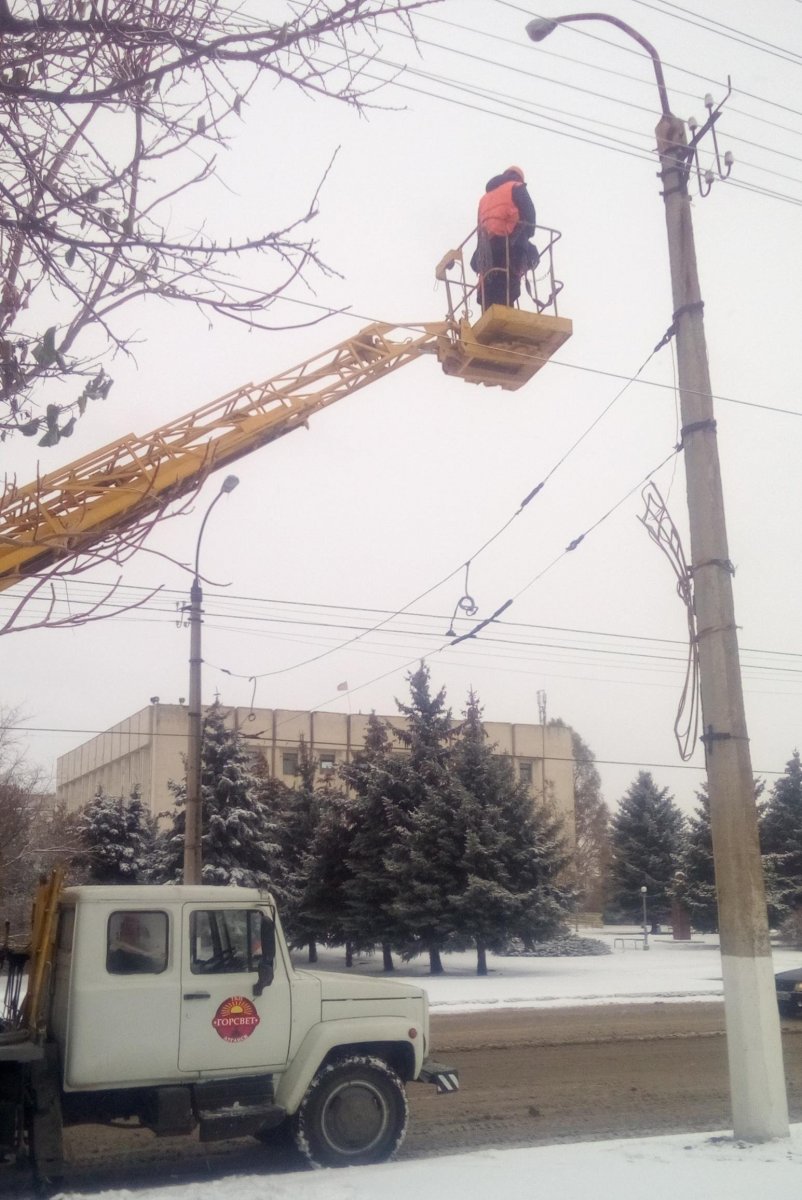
top-left (271, 736), bottom-right (323, 961)
top-left (760, 751), bottom-right (802, 922)
top-left (450, 693), bottom-right (570, 974)
top-left (550, 719), bottom-right (610, 913)
top-left (383, 664), bottom-right (465, 974)
top-left (303, 783), bottom-right (359, 964)
top-left (608, 771), bottom-right (686, 924)
top-left (675, 777), bottom-right (765, 933)
top-left (158, 702), bottom-right (280, 887)
top-left (675, 785), bottom-right (718, 932)
top-left (76, 787), bottom-right (157, 884)
top-left (340, 712), bottom-right (414, 971)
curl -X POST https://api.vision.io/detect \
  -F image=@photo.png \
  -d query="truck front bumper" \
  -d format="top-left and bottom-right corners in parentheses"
top-left (418, 1058), bottom-right (459, 1094)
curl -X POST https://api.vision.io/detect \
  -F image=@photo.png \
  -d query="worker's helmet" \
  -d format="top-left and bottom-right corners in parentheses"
top-left (505, 165), bottom-right (525, 182)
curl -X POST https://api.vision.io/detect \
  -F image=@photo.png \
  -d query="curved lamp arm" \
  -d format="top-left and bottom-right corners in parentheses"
top-left (526, 12), bottom-right (671, 118)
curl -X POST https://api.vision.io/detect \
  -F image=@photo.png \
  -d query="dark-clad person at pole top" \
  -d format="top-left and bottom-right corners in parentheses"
top-left (471, 166), bottom-right (538, 310)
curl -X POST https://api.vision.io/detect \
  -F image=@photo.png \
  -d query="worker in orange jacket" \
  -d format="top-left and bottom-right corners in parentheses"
top-left (471, 166), bottom-right (537, 310)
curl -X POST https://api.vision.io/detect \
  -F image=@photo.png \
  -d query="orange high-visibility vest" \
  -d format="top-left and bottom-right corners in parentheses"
top-left (478, 181), bottom-right (520, 237)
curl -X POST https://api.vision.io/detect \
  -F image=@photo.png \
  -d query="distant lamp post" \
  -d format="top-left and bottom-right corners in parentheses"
top-left (183, 474), bottom-right (239, 886)
top-left (640, 886), bottom-right (649, 950)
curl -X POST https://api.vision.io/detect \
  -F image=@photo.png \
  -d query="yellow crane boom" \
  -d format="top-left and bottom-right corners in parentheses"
top-left (0, 233), bottom-right (571, 593)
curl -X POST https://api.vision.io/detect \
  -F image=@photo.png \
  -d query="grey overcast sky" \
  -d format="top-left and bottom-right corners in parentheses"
top-left (3, 0), bottom-right (802, 814)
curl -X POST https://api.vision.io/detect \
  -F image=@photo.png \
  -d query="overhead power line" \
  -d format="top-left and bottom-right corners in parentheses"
top-left (12, 718), bottom-right (791, 778)
top-left (379, 22), bottom-right (802, 182)
top-left (630, 0), bottom-right (802, 70)
top-left (493, 0), bottom-right (802, 122)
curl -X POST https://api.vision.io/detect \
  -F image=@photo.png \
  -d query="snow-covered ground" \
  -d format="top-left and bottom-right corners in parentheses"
top-left (293, 925), bottom-right (802, 1014)
top-left (59, 1128), bottom-right (802, 1200)
top-left (55, 928), bottom-right (802, 1200)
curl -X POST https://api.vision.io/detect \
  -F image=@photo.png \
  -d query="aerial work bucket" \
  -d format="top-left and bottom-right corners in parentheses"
top-left (434, 224), bottom-right (572, 391)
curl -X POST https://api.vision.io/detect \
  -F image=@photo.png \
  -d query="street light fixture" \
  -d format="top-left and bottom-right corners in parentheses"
top-left (640, 886), bottom-right (649, 951)
top-left (183, 474), bottom-right (239, 886)
top-left (525, 12), bottom-right (788, 1141)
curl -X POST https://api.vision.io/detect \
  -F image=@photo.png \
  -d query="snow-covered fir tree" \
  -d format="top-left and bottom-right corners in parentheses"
top-left (760, 751), bottom-right (802, 923)
top-left (76, 787), bottom-right (157, 884)
top-left (384, 664), bottom-right (465, 974)
top-left (302, 783), bottom-right (359, 965)
top-left (270, 736), bottom-right (323, 961)
top-left (340, 712), bottom-right (415, 971)
top-left (450, 692), bottom-right (570, 975)
top-left (675, 785), bottom-right (718, 932)
top-left (608, 771), bottom-right (686, 924)
top-left (158, 702), bottom-right (280, 887)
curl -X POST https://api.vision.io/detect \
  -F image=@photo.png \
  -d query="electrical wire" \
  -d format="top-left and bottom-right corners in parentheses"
top-left (195, 271), bottom-right (802, 419)
top-left (277, 443), bottom-right (682, 727)
top-left (12, 578), bottom-right (802, 671)
top-left (196, 336), bottom-right (668, 685)
top-left (198, 2), bottom-right (802, 208)
top-left (629, 0), bottom-right (802, 70)
top-left (8, 584), bottom-right (802, 686)
top-left (493, 0), bottom-right (802, 123)
top-left (420, 9), bottom-right (802, 140)
top-left (374, 24), bottom-right (802, 184)
top-left (307, 49), bottom-right (802, 208)
top-left (10, 715), bottom-right (791, 777)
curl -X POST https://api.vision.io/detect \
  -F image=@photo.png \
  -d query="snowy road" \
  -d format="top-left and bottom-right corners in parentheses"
top-left (7, 1001), bottom-right (800, 1196)
top-left (407, 1002), bottom-right (802, 1155)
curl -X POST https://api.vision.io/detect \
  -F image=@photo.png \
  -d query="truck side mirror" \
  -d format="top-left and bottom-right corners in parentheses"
top-left (253, 913), bottom-right (276, 997)
top-left (253, 957), bottom-right (274, 996)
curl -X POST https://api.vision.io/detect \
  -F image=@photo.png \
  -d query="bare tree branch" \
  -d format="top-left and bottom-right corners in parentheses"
top-left (0, 0), bottom-right (434, 446)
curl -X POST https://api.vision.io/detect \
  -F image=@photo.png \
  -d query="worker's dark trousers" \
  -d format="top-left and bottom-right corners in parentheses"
top-left (478, 237), bottom-right (522, 309)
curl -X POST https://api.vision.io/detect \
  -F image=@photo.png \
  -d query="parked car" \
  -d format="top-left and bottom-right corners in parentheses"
top-left (775, 965), bottom-right (802, 1015)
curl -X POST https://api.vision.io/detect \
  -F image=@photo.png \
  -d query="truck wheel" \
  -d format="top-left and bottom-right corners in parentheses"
top-left (294, 1055), bottom-right (408, 1168)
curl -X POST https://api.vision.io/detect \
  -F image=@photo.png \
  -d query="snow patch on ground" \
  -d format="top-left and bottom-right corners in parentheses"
top-left (55, 1126), bottom-right (802, 1200)
top-left (292, 927), bottom-right (802, 1014)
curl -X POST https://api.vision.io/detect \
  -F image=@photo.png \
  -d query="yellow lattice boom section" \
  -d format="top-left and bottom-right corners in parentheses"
top-left (0, 322), bottom-right (450, 591)
top-left (0, 243), bottom-right (572, 594)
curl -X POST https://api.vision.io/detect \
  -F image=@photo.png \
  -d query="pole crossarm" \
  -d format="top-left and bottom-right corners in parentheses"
top-left (0, 320), bottom-right (450, 590)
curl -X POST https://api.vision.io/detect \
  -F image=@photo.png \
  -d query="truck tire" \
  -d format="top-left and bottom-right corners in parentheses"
top-left (294, 1054), bottom-right (408, 1168)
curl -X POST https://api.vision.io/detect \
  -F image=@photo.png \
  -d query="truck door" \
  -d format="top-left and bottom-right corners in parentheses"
top-left (178, 904), bottom-right (292, 1074)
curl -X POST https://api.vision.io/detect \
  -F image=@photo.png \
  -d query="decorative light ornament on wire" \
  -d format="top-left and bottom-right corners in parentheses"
top-left (446, 562), bottom-right (478, 637)
top-left (638, 482), bottom-right (700, 762)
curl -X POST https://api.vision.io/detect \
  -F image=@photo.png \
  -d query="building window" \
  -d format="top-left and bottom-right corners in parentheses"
top-left (518, 760), bottom-right (534, 786)
top-left (282, 750), bottom-right (299, 776)
top-left (319, 752), bottom-right (336, 772)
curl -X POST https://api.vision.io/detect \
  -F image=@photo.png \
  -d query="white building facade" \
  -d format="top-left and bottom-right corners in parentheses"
top-left (56, 704), bottom-right (576, 842)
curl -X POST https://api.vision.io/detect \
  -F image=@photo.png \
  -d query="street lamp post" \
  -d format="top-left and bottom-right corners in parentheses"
top-left (640, 886), bottom-right (648, 950)
top-left (183, 474), bottom-right (239, 886)
top-left (526, 12), bottom-right (789, 1141)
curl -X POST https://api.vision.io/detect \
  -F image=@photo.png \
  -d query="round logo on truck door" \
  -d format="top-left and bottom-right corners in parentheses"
top-left (211, 996), bottom-right (261, 1042)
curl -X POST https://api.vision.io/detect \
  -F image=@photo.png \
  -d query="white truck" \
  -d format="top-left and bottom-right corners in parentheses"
top-left (0, 876), bottom-right (458, 1187)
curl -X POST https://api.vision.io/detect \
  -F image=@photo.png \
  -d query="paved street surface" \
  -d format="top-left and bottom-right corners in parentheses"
top-left (5, 1003), bottom-right (801, 1195)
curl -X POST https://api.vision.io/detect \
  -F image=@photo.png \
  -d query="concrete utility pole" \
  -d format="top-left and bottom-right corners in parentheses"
top-left (526, 12), bottom-right (789, 1141)
top-left (183, 474), bottom-right (239, 886)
